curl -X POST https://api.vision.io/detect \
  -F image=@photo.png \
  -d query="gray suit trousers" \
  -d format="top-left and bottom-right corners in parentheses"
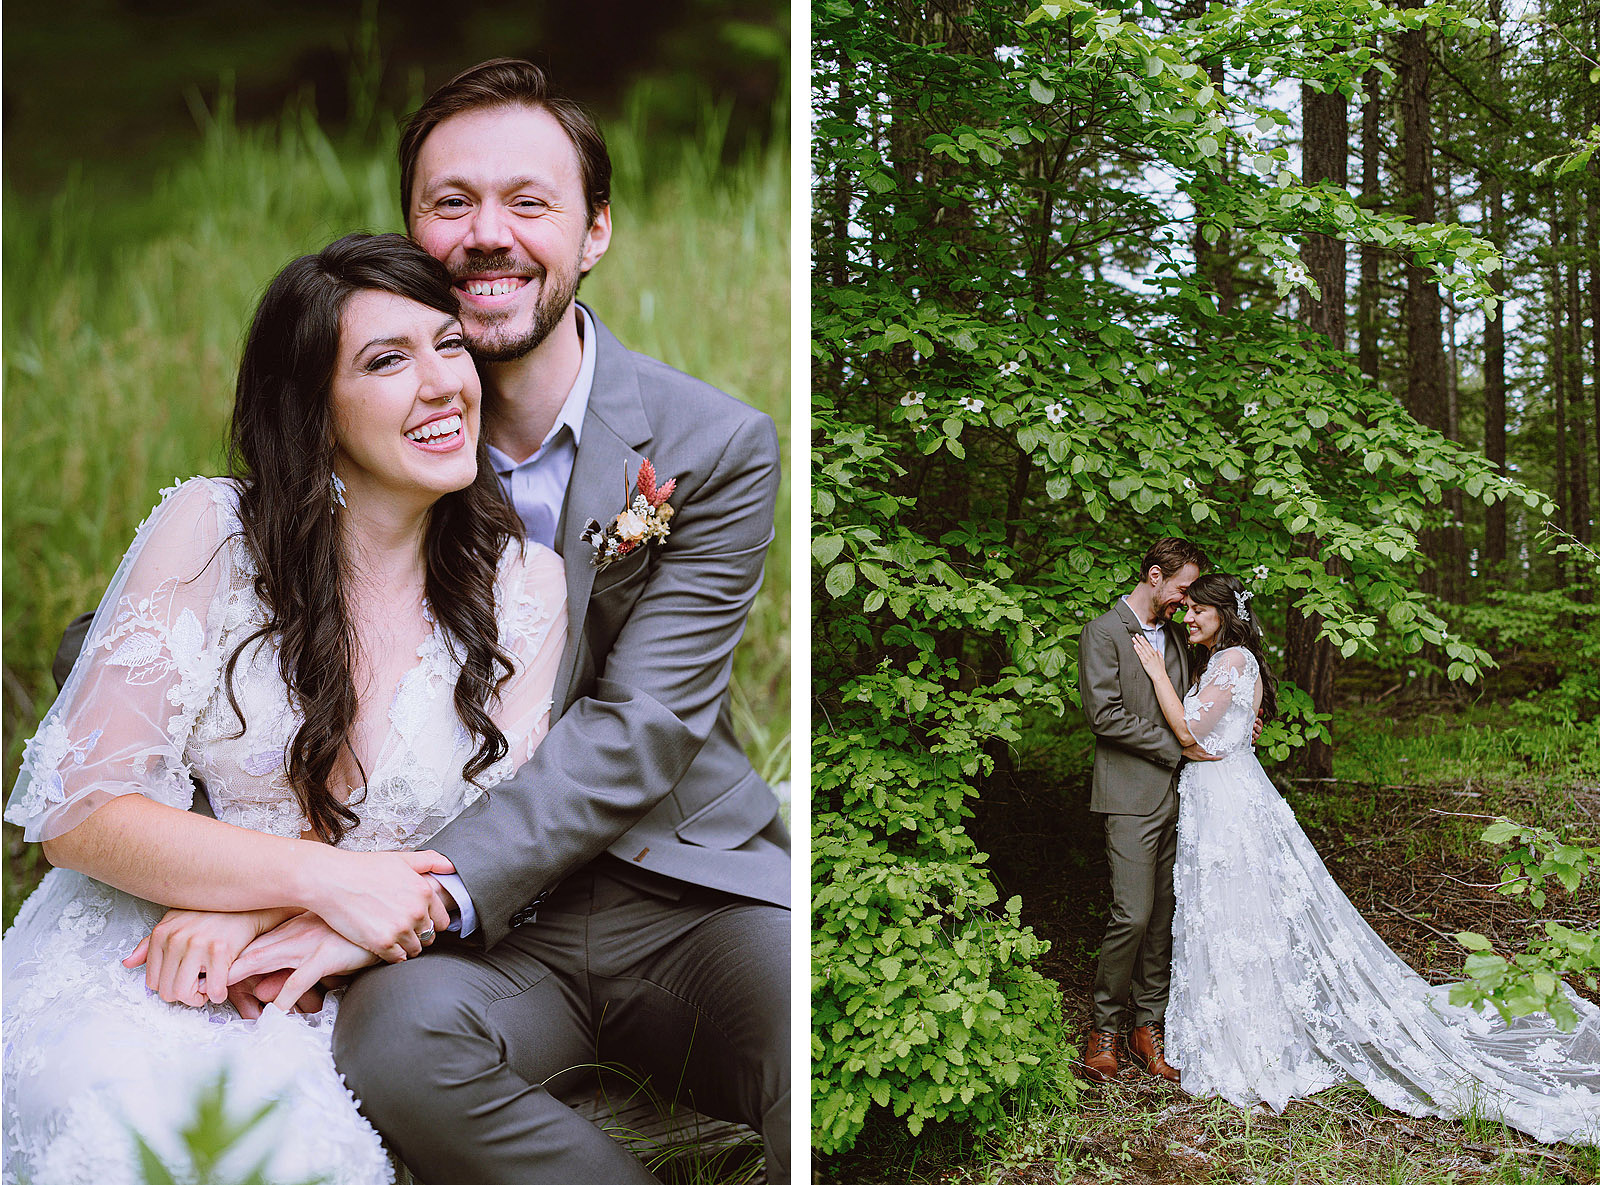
top-left (1090, 783), bottom-right (1180, 1031)
top-left (332, 861), bottom-right (789, 1185)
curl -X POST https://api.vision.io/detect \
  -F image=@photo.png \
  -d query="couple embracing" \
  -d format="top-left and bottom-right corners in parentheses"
top-left (1080, 539), bottom-right (1600, 1144)
top-left (3, 60), bottom-right (788, 1185)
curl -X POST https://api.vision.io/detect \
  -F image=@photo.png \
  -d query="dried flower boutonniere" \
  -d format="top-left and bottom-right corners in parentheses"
top-left (581, 458), bottom-right (677, 570)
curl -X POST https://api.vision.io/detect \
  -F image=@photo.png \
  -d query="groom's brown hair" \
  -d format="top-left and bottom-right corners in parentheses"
top-left (398, 58), bottom-right (612, 227)
top-left (1140, 537), bottom-right (1208, 581)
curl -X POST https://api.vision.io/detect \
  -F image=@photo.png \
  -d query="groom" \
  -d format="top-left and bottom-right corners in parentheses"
top-left (1077, 537), bottom-right (1211, 1084)
top-left (332, 60), bottom-right (789, 1185)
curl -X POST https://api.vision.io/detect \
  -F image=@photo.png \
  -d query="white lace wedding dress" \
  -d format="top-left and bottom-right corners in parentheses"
top-left (3, 478), bottom-right (567, 1185)
top-left (1166, 646), bottom-right (1600, 1143)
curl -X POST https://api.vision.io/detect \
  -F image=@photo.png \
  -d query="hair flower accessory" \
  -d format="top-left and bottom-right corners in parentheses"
top-left (1234, 587), bottom-right (1253, 621)
top-left (581, 458), bottom-right (677, 571)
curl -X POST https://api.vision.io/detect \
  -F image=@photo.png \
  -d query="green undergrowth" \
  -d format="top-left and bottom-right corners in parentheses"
top-left (1332, 702), bottom-right (1600, 793)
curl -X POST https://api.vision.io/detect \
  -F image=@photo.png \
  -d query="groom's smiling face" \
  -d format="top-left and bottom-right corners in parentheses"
top-left (408, 104), bottom-right (612, 361)
top-left (1151, 562), bottom-right (1200, 622)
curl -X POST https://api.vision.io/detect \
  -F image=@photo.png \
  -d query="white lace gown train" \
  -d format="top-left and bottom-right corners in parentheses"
top-left (2, 478), bottom-right (567, 1184)
top-left (1166, 647), bottom-right (1600, 1145)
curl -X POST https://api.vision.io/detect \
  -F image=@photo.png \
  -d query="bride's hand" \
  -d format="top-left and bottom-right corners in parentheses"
top-left (1129, 634), bottom-right (1168, 678)
top-left (124, 906), bottom-right (297, 1007)
top-left (299, 847), bottom-right (455, 962)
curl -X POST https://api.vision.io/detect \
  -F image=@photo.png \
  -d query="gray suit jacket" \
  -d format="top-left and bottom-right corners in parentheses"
top-left (1077, 600), bottom-right (1190, 816)
top-left (53, 310), bottom-right (788, 949)
top-left (427, 311), bottom-right (787, 946)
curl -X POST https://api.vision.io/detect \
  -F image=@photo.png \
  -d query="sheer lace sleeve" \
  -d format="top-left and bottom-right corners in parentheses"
top-left (491, 542), bottom-right (568, 762)
top-left (5, 478), bottom-right (238, 841)
top-left (1183, 647), bottom-right (1259, 756)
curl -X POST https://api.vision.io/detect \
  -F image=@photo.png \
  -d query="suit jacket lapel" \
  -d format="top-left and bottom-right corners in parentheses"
top-left (551, 308), bottom-right (654, 713)
top-left (1114, 599), bottom-right (1188, 704)
top-left (1163, 619), bottom-right (1187, 693)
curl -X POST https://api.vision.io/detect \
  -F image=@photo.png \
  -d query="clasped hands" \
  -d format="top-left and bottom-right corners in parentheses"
top-left (123, 847), bottom-right (457, 1016)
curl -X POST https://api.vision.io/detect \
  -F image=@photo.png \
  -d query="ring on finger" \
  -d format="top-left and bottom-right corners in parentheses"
top-left (419, 929), bottom-right (436, 943)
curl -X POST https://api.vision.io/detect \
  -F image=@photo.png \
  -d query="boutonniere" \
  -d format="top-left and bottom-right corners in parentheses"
top-left (580, 458), bottom-right (677, 570)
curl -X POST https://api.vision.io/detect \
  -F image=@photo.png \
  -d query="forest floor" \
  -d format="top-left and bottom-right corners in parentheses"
top-left (817, 703), bottom-right (1600, 1185)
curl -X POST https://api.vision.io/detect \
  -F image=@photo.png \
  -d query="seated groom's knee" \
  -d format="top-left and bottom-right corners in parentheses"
top-left (333, 954), bottom-right (488, 1116)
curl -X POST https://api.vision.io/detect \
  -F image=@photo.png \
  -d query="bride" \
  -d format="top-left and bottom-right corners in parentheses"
top-left (2, 233), bottom-right (566, 1184)
top-left (1129, 573), bottom-right (1600, 1145)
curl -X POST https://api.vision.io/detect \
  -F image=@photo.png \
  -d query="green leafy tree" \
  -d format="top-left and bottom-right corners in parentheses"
top-left (812, 0), bottom-right (1547, 1152)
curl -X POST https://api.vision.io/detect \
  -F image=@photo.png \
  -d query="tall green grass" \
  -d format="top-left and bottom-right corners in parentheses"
top-left (2, 94), bottom-right (789, 921)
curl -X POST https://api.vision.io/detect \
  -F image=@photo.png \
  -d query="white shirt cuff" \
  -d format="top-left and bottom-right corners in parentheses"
top-left (430, 872), bottom-right (478, 938)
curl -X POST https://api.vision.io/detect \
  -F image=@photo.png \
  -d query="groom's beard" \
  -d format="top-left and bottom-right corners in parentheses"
top-left (456, 246), bottom-right (585, 363)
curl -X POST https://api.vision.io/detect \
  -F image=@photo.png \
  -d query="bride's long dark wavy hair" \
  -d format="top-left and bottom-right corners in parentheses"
top-left (1186, 573), bottom-right (1279, 723)
top-left (226, 232), bottom-right (523, 843)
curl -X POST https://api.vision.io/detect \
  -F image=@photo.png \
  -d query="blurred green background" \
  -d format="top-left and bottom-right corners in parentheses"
top-left (2, 0), bottom-right (791, 924)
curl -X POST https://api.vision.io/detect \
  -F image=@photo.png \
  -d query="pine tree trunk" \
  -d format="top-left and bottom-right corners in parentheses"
top-left (1483, 0), bottom-right (1508, 574)
top-left (1288, 79), bottom-right (1347, 778)
top-left (1358, 58), bottom-right (1382, 384)
top-left (1399, 9), bottom-right (1452, 606)
top-left (1484, 172), bottom-right (1507, 571)
top-left (1568, 243), bottom-right (1592, 553)
top-left (1551, 205), bottom-right (1570, 581)
top-left (1438, 110), bottom-right (1467, 601)
top-left (1190, 39), bottom-right (1234, 312)
top-left (1590, 200), bottom-right (1600, 539)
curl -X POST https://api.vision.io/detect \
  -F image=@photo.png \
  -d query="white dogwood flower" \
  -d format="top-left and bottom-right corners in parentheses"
top-left (900, 390), bottom-right (925, 406)
top-left (1045, 402), bottom-right (1067, 424)
top-left (1244, 401), bottom-right (1261, 417)
top-left (958, 396), bottom-right (985, 413)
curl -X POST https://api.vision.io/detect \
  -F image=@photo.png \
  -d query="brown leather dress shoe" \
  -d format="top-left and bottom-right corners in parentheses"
top-left (1128, 1022), bottom-right (1180, 1083)
top-left (1081, 1029), bottom-right (1121, 1083)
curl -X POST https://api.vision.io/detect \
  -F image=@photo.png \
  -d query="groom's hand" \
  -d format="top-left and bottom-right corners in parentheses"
top-left (1252, 710), bottom-right (1264, 744)
top-left (1182, 740), bottom-right (1222, 762)
top-left (229, 912), bottom-right (382, 1013)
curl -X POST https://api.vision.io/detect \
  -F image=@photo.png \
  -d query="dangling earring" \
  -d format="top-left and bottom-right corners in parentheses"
top-left (331, 471), bottom-right (347, 512)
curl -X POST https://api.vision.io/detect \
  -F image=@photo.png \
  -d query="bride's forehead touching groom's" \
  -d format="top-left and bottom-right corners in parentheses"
top-left (404, 103), bottom-right (612, 356)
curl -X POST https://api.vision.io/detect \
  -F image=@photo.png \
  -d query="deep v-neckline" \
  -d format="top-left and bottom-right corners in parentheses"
top-left (326, 607), bottom-right (447, 807)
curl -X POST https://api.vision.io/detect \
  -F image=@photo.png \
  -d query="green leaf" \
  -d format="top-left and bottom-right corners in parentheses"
top-left (1029, 79), bottom-right (1056, 104)
top-left (825, 563), bottom-right (857, 598)
top-left (813, 536), bottom-right (845, 567)
top-left (1482, 820), bottom-right (1520, 844)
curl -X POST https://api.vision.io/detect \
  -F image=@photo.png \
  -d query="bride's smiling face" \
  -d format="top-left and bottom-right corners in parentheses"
top-left (328, 290), bottom-right (483, 505)
top-left (1183, 601), bottom-right (1223, 649)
